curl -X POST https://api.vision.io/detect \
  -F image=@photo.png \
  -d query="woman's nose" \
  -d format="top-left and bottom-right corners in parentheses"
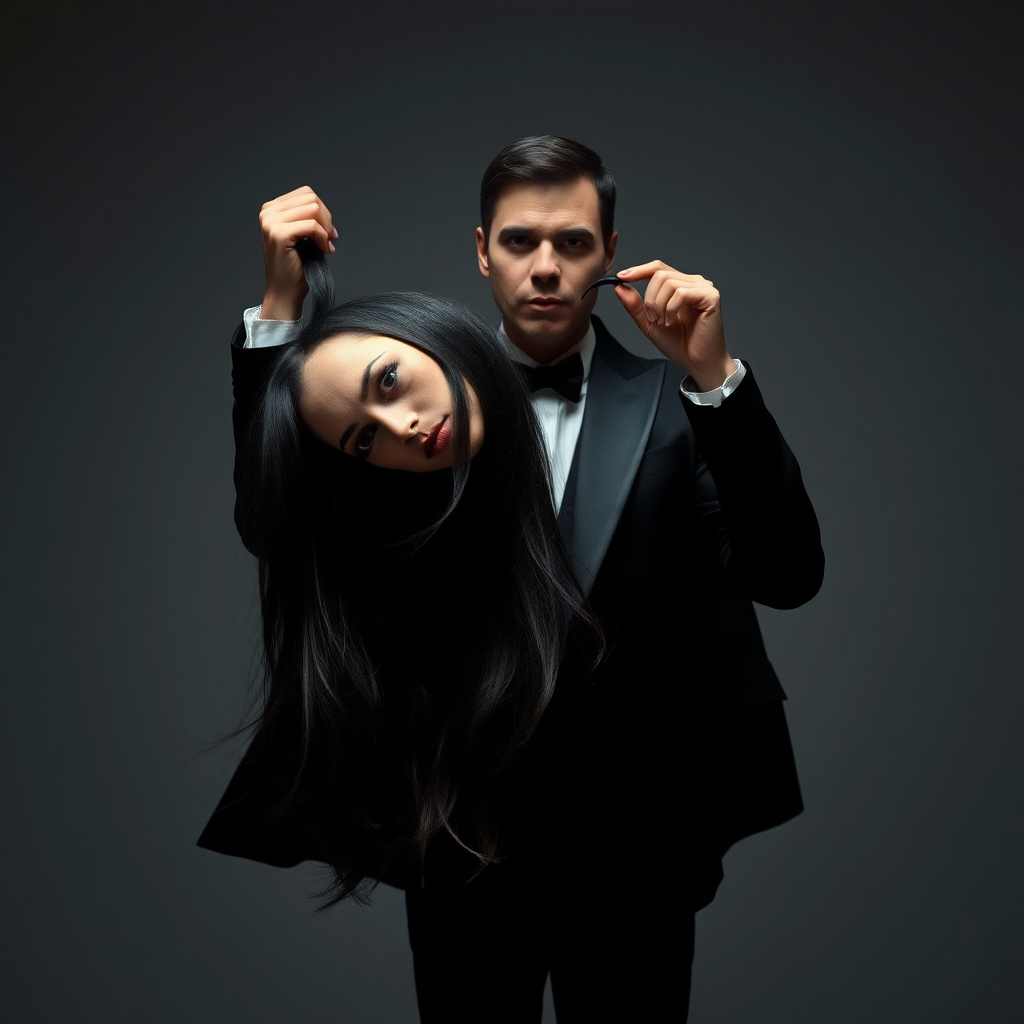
top-left (376, 403), bottom-right (419, 441)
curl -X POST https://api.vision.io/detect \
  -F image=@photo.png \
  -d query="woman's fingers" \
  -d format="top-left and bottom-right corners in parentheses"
top-left (258, 185), bottom-right (337, 320)
top-left (260, 189), bottom-right (337, 252)
top-left (264, 216), bottom-right (334, 254)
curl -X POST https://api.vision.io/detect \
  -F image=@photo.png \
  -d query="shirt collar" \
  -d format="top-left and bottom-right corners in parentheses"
top-left (499, 319), bottom-right (596, 385)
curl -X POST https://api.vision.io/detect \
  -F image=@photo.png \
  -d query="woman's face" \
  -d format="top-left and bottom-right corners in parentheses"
top-left (299, 334), bottom-right (485, 472)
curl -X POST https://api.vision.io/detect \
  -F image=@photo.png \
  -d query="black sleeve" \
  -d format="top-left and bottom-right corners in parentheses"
top-left (229, 324), bottom-right (289, 555)
top-left (682, 366), bottom-right (825, 609)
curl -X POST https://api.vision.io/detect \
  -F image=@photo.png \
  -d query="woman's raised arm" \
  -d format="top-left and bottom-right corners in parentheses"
top-left (258, 185), bottom-right (337, 321)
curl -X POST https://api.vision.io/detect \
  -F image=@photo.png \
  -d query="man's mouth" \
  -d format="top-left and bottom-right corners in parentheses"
top-left (525, 296), bottom-right (566, 311)
top-left (423, 416), bottom-right (451, 459)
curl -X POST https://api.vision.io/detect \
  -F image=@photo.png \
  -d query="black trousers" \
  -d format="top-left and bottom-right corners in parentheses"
top-left (405, 860), bottom-right (696, 1023)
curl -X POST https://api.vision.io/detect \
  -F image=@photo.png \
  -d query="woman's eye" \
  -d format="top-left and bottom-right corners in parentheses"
top-left (356, 424), bottom-right (377, 455)
top-left (379, 362), bottom-right (399, 395)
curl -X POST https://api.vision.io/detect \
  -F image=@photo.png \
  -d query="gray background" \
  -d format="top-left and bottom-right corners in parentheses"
top-left (2, 1), bottom-right (1021, 1021)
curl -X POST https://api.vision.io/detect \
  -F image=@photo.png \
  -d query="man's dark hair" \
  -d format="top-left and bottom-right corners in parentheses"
top-left (479, 135), bottom-right (617, 246)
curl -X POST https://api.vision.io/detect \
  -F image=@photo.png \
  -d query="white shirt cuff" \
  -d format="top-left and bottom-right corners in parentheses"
top-left (679, 359), bottom-right (746, 408)
top-left (242, 305), bottom-right (304, 349)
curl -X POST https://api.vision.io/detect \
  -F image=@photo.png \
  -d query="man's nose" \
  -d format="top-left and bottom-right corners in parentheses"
top-left (530, 242), bottom-right (559, 281)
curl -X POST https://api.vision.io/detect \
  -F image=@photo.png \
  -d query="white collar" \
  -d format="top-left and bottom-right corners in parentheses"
top-left (499, 319), bottom-right (596, 383)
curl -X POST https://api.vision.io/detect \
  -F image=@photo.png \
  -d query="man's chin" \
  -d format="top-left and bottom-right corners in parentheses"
top-left (508, 317), bottom-right (589, 361)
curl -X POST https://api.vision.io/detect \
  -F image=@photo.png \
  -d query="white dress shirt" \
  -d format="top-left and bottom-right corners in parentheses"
top-left (499, 323), bottom-right (593, 513)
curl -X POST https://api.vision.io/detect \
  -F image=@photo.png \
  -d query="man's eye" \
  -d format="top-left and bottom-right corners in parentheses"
top-left (379, 362), bottom-right (399, 395)
top-left (509, 235), bottom-right (529, 247)
top-left (565, 237), bottom-right (584, 249)
top-left (356, 424), bottom-right (377, 455)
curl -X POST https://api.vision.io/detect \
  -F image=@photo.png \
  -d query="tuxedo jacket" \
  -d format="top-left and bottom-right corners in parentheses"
top-left (198, 316), bottom-right (824, 910)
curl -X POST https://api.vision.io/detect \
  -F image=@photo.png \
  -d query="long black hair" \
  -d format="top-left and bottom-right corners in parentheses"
top-left (243, 244), bottom-right (599, 904)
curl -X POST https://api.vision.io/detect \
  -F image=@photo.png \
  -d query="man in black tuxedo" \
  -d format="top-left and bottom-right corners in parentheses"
top-left (401, 136), bottom-right (823, 1021)
top-left (200, 136), bottom-right (823, 1022)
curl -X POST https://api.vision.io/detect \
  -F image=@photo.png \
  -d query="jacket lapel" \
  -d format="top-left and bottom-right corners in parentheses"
top-left (558, 318), bottom-right (665, 595)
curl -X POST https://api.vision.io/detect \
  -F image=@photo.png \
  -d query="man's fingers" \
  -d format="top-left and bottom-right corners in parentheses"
top-left (627, 269), bottom-right (719, 327)
top-left (618, 263), bottom-right (685, 325)
top-left (664, 283), bottom-right (720, 322)
top-left (615, 260), bottom-right (668, 282)
top-left (614, 283), bottom-right (651, 331)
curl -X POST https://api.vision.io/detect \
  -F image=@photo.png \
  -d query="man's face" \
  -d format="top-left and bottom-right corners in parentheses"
top-left (476, 178), bottom-right (617, 363)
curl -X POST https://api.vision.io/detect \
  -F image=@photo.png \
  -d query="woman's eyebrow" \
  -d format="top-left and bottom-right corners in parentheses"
top-left (361, 352), bottom-right (385, 401)
top-left (339, 351), bottom-right (385, 452)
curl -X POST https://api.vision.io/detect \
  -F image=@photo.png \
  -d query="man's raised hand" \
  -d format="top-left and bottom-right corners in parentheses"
top-left (613, 261), bottom-right (736, 392)
top-left (259, 186), bottom-right (338, 322)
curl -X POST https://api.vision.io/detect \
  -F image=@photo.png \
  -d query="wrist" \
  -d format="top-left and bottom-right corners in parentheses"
top-left (260, 290), bottom-right (305, 322)
top-left (688, 355), bottom-right (737, 393)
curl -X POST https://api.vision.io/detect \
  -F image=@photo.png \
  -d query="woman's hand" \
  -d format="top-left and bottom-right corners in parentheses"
top-left (259, 186), bottom-right (338, 321)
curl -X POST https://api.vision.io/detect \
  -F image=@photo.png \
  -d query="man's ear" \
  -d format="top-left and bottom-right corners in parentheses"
top-left (603, 230), bottom-right (618, 274)
top-left (475, 227), bottom-right (490, 278)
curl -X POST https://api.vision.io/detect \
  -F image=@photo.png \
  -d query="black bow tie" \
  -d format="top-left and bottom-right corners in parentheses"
top-left (516, 352), bottom-right (585, 402)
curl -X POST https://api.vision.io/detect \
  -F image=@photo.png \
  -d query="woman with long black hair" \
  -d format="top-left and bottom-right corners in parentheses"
top-left (199, 189), bottom-right (600, 909)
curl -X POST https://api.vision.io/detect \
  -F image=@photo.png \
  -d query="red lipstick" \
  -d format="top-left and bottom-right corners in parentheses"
top-left (424, 416), bottom-right (451, 459)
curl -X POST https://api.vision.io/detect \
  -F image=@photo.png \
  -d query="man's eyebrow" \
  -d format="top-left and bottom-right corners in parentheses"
top-left (339, 352), bottom-right (385, 452)
top-left (497, 226), bottom-right (596, 240)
